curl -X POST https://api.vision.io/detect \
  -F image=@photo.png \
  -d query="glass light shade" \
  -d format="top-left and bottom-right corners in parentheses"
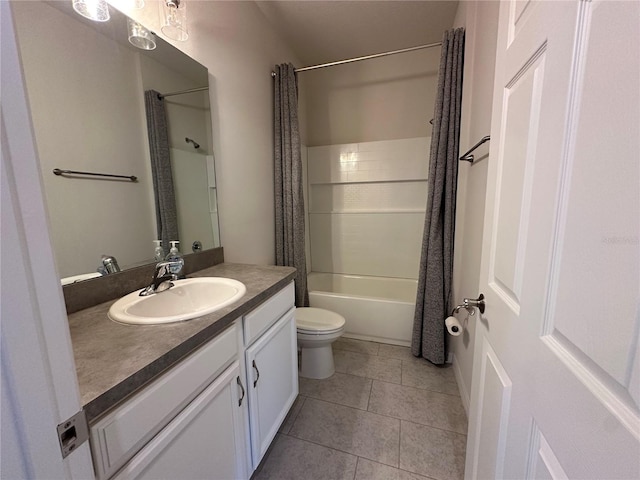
top-left (160, 0), bottom-right (188, 41)
top-left (72, 0), bottom-right (110, 22)
top-left (127, 19), bottom-right (156, 50)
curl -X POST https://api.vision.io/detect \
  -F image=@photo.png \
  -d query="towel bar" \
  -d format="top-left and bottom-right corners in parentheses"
top-left (53, 168), bottom-right (137, 182)
top-left (459, 135), bottom-right (490, 163)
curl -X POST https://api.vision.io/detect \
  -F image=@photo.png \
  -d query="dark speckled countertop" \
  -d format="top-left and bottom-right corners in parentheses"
top-left (67, 263), bottom-right (296, 423)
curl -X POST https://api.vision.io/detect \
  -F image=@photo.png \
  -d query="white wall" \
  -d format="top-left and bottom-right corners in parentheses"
top-left (307, 138), bottom-right (428, 279)
top-left (301, 47), bottom-right (440, 146)
top-left (13, 1), bottom-right (156, 278)
top-left (122, 1), bottom-right (304, 265)
top-left (450, 1), bottom-right (500, 413)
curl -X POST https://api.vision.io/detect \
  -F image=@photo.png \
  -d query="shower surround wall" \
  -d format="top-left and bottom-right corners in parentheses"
top-left (307, 138), bottom-right (429, 343)
top-left (308, 137), bottom-right (429, 279)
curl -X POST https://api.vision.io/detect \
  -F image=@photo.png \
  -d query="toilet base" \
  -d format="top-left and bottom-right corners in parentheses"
top-left (299, 344), bottom-right (335, 379)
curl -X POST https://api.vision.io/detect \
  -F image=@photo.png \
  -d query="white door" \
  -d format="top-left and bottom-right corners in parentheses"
top-left (466, 0), bottom-right (640, 478)
top-left (1, 1), bottom-right (94, 477)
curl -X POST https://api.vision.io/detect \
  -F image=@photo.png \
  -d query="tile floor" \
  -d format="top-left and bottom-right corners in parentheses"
top-left (252, 338), bottom-right (468, 480)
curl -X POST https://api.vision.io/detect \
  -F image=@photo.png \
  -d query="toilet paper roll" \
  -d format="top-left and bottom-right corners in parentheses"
top-left (445, 316), bottom-right (462, 336)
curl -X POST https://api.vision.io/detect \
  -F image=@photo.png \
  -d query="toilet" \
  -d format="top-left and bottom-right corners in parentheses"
top-left (295, 307), bottom-right (346, 379)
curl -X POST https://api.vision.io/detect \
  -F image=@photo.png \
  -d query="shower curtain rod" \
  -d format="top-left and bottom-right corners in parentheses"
top-left (272, 41), bottom-right (442, 76)
top-left (158, 86), bottom-right (208, 99)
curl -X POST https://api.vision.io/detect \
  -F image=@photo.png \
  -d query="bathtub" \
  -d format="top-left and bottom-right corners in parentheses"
top-left (307, 272), bottom-right (418, 347)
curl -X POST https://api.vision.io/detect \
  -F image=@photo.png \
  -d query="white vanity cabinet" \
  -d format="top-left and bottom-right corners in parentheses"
top-left (90, 321), bottom-right (249, 480)
top-left (243, 282), bottom-right (298, 470)
top-left (89, 280), bottom-right (298, 479)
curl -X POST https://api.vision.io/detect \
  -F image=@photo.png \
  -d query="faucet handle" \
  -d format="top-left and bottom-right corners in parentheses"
top-left (154, 261), bottom-right (171, 277)
top-left (154, 259), bottom-right (183, 278)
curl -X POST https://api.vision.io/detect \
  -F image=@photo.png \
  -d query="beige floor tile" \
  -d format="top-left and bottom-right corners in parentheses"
top-left (368, 381), bottom-right (467, 434)
top-left (278, 395), bottom-right (306, 434)
top-left (258, 341), bottom-right (464, 480)
top-left (377, 344), bottom-right (417, 362)
top-left (401, 359), bottom-right (460, 396)
top-left (334, 337), bottom-right (381, 355)
top-left (399, 420), bottom-right (466, 480)
top-left (334, 349), bottom-right (402, 384)
top-left (355, 458), bottom-right (433, 480)
top-left (299, 372), bottom-right (372, 410)
top-left (253, 434), bottom-right (357, 480)
top-left (289, 397), bottom-right (401, 467)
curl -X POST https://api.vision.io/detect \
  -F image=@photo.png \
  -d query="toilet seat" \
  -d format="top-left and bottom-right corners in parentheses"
top-left (296, 307), bottom-right (345, 334)
top-left (297, 327), bottom-right (343, 335)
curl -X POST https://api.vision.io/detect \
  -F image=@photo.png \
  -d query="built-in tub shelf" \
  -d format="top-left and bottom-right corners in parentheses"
top-left (309, 210), bottom-right (426, 214)
top-left (309, 178), bottom-right (427, 186)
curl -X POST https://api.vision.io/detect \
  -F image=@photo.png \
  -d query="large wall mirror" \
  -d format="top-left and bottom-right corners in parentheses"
top-left (12, 1), bottom-right (220, 282)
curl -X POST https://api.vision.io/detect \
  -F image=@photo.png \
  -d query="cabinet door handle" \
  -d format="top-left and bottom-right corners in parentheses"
top-left (252, 360), bottom-right (260, 388)
top-left (236, 376), bottom-right (245, 407)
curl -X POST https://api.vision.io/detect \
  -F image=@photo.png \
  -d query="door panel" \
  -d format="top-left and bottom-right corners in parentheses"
top-left (509, 0), bottom-right (535, 46)
top-left (547, 0), bottom-right (640, 391)
top-left (469, 337), bottom-right (512, 480)
top-left (527, 425), bottom-right (569, 480)
top-left (467, 0), bottom-right (640, 478)
top-left (491, 49), bottom-right (545, 308)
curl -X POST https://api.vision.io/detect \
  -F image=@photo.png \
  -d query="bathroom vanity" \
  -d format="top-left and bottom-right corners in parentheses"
top-left (67, 263), bottom-right (297, 479)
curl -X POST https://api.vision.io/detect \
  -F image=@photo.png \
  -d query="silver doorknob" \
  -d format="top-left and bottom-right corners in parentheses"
top-left (463, 294), bottom-right (485, 314)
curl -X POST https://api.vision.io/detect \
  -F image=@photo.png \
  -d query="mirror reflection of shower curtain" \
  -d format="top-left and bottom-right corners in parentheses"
top-left (144, 90), bottom-right (179, 256)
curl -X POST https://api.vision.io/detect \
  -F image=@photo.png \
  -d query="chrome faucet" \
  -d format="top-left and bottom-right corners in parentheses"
top-left (100, 254), bottom-right (120, 274)
top-left (139, 260), bottom-right (184, 296)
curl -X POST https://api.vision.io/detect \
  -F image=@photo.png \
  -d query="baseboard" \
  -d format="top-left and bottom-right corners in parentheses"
top-left (452, 353), bottom-right (470, 416)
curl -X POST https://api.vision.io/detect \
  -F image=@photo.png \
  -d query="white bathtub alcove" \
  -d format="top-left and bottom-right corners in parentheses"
top-left (307, 272), bottom-right (417, 346)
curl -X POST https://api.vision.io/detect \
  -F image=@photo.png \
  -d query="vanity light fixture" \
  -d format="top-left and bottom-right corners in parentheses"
top-left (127, 18), bottom-right (156, 50)
top-left (160, 0), bottom-right (188, 41)
top-left (72, 0), bottom-right (110, 22)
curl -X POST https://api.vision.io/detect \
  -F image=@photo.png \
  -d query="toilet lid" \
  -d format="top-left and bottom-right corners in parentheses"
top-left (296, 307), bottom-right (345, 333)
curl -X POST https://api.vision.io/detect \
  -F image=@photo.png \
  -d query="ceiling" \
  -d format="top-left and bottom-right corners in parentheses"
top-left (255, 1), bottom-right (459, 67)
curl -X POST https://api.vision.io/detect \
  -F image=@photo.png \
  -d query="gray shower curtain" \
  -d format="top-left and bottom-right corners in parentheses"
top-left (411, 28), bottom-right (465, 364)
top-left (274, 63), bottom-right (309, 307)
top-left (144, 90), bottom-right (179, 256)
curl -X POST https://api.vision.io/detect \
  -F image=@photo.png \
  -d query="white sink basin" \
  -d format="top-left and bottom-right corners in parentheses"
top-left (108, 277), bottom-right (247, 325)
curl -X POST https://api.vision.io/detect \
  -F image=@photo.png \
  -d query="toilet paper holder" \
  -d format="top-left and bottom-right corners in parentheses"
top-left (452, 293), bottom-right (485, 317)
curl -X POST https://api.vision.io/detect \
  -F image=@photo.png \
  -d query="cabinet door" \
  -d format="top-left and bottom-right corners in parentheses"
top-left (114, 362), bottom-right (249, 480)
top-left (245, 307), bottom-right (298, 469)
top-left (91, 324), bottom-right (239, 479)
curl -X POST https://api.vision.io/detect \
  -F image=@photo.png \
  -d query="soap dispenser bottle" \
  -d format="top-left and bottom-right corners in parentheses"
top-left (165, 241), bottom-right (184, 276)
top-left (153, 240), bottom-right (164, 261)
